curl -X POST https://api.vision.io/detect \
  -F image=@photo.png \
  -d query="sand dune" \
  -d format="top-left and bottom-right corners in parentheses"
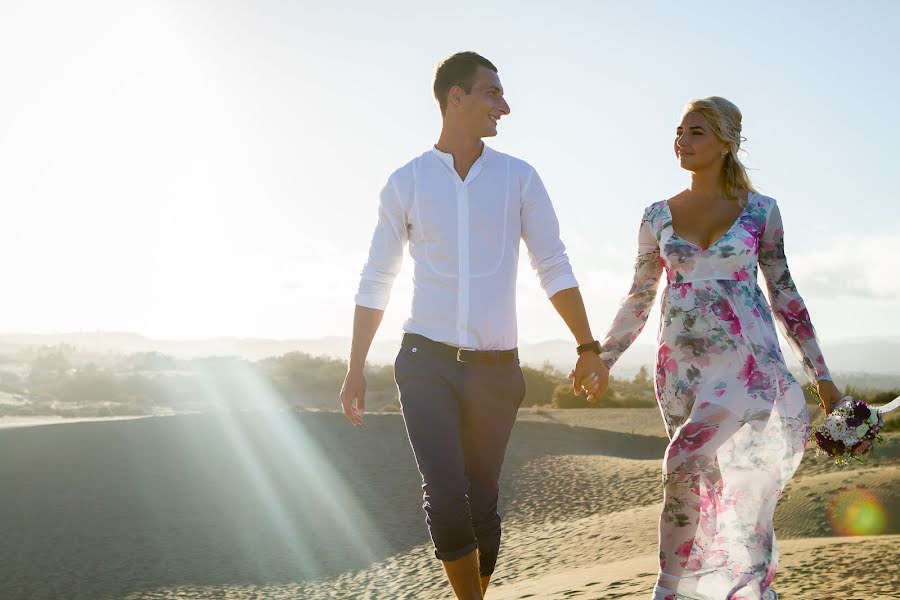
top-left (486, 535), bottom-right (900, 600)
top-left (0, 408), bottom-right (896, 599)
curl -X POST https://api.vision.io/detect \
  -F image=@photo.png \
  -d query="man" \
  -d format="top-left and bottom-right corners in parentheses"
top-left (339, 51), bottom-right (609, 599)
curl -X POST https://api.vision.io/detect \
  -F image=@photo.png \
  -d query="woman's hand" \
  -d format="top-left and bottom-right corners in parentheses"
top-left (816, 379), bottom-right (842, 415)
top-left (568, 358), bottom-right (609, 403)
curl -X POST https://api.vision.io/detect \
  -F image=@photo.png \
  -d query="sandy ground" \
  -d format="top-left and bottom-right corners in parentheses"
top-left (0, 414), bottom-right (153, 429)
top-left (0, 408), bottom-right (897, 599)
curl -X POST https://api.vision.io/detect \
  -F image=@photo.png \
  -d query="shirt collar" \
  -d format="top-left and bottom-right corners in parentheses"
top-left (431, 144), bottom-right (492, 171)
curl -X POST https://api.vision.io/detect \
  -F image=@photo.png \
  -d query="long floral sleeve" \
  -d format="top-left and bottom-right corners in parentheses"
top-left (599, 207), bottom-right (664, 370)
top-left (758, 201), bottom-right (831, 383)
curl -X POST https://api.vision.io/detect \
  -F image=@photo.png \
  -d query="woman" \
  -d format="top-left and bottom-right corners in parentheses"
top-left (588, 97), bottom-right (842, 599)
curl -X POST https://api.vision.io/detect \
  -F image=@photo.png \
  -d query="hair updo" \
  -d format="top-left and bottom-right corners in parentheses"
top-left (684, 96), bottom-right (756, 202)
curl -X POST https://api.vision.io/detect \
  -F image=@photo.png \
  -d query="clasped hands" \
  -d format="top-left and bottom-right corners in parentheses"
top-left (567, 351), bottom-right (610, 403)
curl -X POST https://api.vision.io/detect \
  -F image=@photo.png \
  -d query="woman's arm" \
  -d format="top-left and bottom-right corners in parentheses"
top-left (758, 201), bottom-right (830, 381)
top-left (598, 207), bottom-right (665, 370)
top-left (758, 201), bottom-right (840, 412)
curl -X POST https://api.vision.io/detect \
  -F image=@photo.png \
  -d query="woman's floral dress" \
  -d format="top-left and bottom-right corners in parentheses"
top-left (599, 193), bottom-right (831, 600)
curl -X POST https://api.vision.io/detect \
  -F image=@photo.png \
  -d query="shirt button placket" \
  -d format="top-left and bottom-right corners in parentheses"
top-left (456, 182), bottom-right (470, 349)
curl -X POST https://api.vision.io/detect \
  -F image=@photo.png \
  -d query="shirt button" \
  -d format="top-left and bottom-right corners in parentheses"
top-left (411, 347), bottom-right (418, 353)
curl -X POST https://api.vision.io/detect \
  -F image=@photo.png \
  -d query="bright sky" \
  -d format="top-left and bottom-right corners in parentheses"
top-left (2, 1), bottom-right (899, 345)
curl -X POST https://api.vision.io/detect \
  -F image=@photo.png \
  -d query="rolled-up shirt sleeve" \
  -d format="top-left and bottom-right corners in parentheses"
top-left (354, 176), bottom-right (407, 310)
top-left (520, 167), bottom-right (578, 297)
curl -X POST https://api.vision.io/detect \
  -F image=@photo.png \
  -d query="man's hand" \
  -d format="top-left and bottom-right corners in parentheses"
top-left (341, 305), bottom-right (385, 427)
top-left (340, 367), bottom-right (367, 426)
top-left (568, 352), bottom-right (609, 403)
top-left (816, 379), bottom-right (842, 416)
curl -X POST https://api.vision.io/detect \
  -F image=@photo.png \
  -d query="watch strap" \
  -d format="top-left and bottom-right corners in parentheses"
top-left (576, 340), bottom-right (602, 356)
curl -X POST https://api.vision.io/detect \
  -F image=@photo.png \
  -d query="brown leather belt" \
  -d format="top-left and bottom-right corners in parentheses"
top-left (401, 333), bottom-right (519, 364)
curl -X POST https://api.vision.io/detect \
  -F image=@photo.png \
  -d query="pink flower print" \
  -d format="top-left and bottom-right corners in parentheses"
top-left (658, 343), bottom-right (673, 364)
top-left (656, 344), bottom-right (678, 387)
top-left (684, 554), bottom-right (704, 571)
top-left (763, 561), bottom-right (778, 588)
top-left (744, 215), bottom-right (762, 233)
top-left (669, 422), bottom-right (719, 458)
top-left (796, 323), bottom-right (814, 340)
top-left (747, 370), bottom-right (769, 393)
top-left (711, 298), bottom-right (734, 320)
top-left (733, 266), bottom-right (750, 281)
top-left (674, 540), bottom-right (704, 569)
top-left (742, 234), bottom-right (759, 253)
top-left (685, 423), bottom-right (716, 446)
top-left (739, 354), bottom-right (757, 380)
top-left (713, 382), bottom-right (727, 397)
top-left (780, 298), bottom-right (814, 340)
top-left (698, 498), bottom-right (718, 537)
top-left (711, 298), bottom-right (742, 334)
top-left (739, 354), bottom-right (770, 394)
top-left (675, 540), bottom-right (694, 558)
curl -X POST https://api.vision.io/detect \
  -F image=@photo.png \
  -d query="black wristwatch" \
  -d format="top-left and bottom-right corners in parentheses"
top-left (576, 340), bottom-right (602, 356)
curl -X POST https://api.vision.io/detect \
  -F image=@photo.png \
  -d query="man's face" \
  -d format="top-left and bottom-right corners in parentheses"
top-left (454, 66), bottom-right (510, 138)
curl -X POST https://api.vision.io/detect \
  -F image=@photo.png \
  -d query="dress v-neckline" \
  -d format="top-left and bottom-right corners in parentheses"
top-left (664, 193), bottom-right (753, 252)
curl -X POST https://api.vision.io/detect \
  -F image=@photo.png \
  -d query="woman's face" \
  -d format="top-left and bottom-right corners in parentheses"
top-left (674, 111), bottom-right (728, 173)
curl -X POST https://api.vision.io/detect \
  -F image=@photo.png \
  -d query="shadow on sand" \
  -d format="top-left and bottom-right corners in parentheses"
top-left (0, 411), bottom-right (668, 599)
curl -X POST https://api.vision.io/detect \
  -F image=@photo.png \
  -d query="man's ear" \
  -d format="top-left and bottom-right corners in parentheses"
top-left (447, 85), bottom-right (465, 110)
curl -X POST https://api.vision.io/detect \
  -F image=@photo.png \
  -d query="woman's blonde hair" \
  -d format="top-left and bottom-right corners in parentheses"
top-left (684, 96), bottom-right (756, 202)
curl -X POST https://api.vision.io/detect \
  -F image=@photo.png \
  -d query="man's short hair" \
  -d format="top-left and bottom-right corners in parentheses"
top-left (433, 52), bottom-right (498, 115)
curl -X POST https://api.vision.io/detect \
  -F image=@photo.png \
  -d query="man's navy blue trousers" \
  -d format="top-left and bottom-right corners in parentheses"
top-left (394, 333), bottom-right (525, 577)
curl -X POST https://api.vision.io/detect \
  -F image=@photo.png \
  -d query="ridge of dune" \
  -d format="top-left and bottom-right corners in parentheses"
top-left (487, 535), bottom-right (900, 600)
top-left (777, 464), bottom-right (900, 538)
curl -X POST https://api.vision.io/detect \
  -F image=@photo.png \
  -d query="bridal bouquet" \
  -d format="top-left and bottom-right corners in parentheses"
top-left (812, 395), bottom-right (900, 465)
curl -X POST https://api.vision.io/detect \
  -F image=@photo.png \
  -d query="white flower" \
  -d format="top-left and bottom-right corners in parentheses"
top-left (825, 419), bottom-right (849, 440)
top-left (855, 424), bottom-right (869, 438)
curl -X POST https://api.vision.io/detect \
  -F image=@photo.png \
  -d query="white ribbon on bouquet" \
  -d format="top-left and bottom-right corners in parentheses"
top-left (875, 395), bottom-right (900, 415)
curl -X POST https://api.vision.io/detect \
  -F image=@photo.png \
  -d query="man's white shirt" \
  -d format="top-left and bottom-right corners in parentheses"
top-left (355, 145), bottom-right (578, 351)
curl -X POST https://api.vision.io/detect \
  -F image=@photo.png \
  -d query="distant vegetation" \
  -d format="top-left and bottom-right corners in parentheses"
top-left (0, 346), bottom-right (897, 425)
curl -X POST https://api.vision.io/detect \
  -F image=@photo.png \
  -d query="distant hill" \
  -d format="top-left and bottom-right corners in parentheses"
top-left (0, 332), bottom-right (324, 362)
top-left (1, 332), bottom-right (898, 380)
